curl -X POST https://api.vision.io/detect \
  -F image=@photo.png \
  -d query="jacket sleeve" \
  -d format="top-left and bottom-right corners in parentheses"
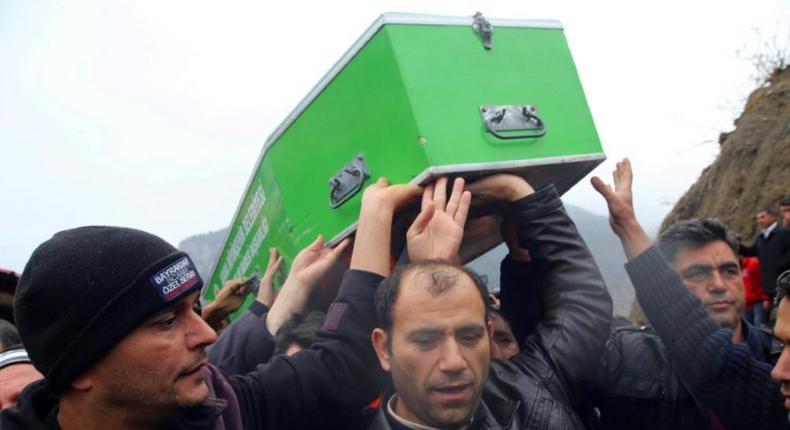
top-left (778, 228), bottom-right (790, 273)
top-left (207, 301), bottom-right (276, 375)
top-left (498, 255), bottom-right (542, 346)
top-left (228, 269), bottom-right (384, 429)
top-left (739, 236), bottom-right (758, 257)
top-left (511, 185), bottom-right (613, 402)
top-left (626, 246), bottom-right (788, 430)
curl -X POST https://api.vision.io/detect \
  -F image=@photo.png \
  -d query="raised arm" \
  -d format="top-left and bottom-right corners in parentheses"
top-left (467, 174), bottom-right (612, 401)
top-left (498, 218), bottom-right (543, 346)
top-left (256, 247), bottom-right (283, 308)
top-left (593, 158), bottom-right (787, 429)
top-left (208, 238), bottom-right (347, 374)
top-left (589, 158), bottom-right (651, 260)
top-left (228, 178), bottom-right (421, 429)
top-left (265, 235), bottom-right (350, 335)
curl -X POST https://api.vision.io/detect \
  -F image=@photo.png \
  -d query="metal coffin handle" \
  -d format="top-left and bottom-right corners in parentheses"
top-left (328, 154), bottom-right (369, 209)
top-left (480, 105), bottom-right (547, 140)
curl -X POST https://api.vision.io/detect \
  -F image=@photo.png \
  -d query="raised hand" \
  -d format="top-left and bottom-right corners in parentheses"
top-left (407, 177), bottom-right (471, 262)
top-left (289, 235), bottom-right (350, 289)
top-left (360, 177), bottom-right (423, 214)
top-left (590, 158), bottom-right (636, 235)
top-left (266, 236), bottom-right (351, 334)
top-left (256, 247), bottom-right (284, 307)
top-left (352, 178), bottom-right (422, 276)
top-left (202, 278), bottom-right (252, 330)
top-left (591, 158), bottom-right (652, 260)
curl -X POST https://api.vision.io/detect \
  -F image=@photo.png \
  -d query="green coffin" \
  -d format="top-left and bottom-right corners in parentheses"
top-left (203, 13), bottom-right (604, 308)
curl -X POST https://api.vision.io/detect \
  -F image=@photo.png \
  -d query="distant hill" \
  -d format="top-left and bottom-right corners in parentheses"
top-left (179, 204), bottom-right (634, 317)
top-left (178, 227), bottom-right (228, 285)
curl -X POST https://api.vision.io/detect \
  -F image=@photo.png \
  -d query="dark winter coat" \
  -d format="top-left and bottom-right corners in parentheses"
top-left (0, 270), bottom-right (384, 430)
top-left (369, 185), bottom-right (613, 430)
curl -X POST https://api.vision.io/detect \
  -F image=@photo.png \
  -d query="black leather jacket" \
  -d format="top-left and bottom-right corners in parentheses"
top-left (369, 185), bottom-right (613, 430)
top-left (593, 319), bottom-right (777, 430)
top-left (624, 247), bottom-right (788, 430)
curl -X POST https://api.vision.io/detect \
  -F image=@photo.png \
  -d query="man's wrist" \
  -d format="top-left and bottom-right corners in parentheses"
top-left (617, 220), bottom-right (652, 260)
top-left (265, 310), bottom-right (286, 336)
top-left (616, 218), bottom-right (643, 239)
top-left (204, 300), bottom-right (231, 315)
top-left (507, 182), bottom-right (535, 201)
top-left (201, 302), bottom-right (230, 329)
top-left (499, 177), bottom-right (535, 202)
top-left (360, 203), bottom-right (395, 221)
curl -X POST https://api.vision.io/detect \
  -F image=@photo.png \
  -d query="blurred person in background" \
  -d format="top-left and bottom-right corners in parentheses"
top-left (741, 255), bottom-right (769, 327)
top-left (0, 320), bottom-right (42, 410)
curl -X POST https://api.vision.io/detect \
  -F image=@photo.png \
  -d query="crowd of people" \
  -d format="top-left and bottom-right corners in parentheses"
top-left (0, 159), bottom-right (789, 429)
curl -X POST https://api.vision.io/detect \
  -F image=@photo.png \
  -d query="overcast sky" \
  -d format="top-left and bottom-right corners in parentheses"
top-left (1, 0), bottom-right (788, 272)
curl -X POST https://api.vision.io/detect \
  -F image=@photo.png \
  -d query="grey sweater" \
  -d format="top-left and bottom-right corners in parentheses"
top-left (626, 246), bottom-right (788, 430)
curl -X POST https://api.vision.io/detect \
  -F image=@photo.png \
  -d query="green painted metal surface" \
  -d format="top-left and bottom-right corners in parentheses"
top-left (388, 25), bottom-right (600, 163)
top-left (202, 15), bottom-right (604, 316)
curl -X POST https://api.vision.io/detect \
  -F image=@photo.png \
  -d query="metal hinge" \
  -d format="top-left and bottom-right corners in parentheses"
top-left (472, 12), bottom-right (493, 50)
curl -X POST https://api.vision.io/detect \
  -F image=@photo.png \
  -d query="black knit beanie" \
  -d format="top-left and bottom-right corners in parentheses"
top-left (14, 226), bottom-right (203, 394)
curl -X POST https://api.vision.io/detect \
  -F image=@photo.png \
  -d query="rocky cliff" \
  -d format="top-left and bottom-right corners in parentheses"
top-left (624, 67), bottom-right (790, 325)
top-left (661, 67), bottom-right (790, 238)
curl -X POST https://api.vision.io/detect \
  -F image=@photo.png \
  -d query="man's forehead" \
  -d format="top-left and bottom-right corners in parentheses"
top-left (146, 290), bottom-right (200, 319)
top-left (674, 240), bottom-right (737, 268)
top-left (775, 299), bottom-right (790, 342)
top-left (489, 312), bottom-right (509, 327)
top-left (393, 269), bottom-right (484, 323)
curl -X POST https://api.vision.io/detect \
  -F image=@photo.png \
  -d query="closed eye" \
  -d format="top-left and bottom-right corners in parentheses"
top-left (457, 326), bottom-right (486, 346)
top-left (408, 330), bottom-right (442, 349)
top-left (154, 314), bottom-right (177, 330)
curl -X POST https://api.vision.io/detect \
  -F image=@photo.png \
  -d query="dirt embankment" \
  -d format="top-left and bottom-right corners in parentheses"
top-left (661, 67), bottom-right (790, 239)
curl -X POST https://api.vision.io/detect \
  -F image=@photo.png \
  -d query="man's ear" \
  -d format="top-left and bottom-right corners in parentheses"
top-left (486, 319), bottom-right (494, 339)
top-left (371, 328), bottom-right (392, 372)
top-left (70, 370), bottom-right (94, 392)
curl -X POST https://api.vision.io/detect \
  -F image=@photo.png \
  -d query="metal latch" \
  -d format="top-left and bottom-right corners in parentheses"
top-left (480, 105), bottom-right (547, 140)
top-left (329, 154), bottom-right (369, 209)
top-left (472, 12), bottom-right (493, 50)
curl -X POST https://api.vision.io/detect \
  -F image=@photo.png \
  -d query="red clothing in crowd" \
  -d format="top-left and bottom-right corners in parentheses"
top-left (741, 257), bottom-right (767, 309)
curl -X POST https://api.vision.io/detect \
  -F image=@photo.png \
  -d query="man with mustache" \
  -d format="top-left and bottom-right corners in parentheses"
top-left (368, 174), bottom-right (612, 429)
top-left (771, 271), bottom-right (790, 424)
top-left (0, 177), bottom-right (422, 429)
top-left (592, 158), bottom-right (785, 429)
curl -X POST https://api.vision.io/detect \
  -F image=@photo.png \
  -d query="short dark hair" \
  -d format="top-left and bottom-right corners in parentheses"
top-left (0, 320), bottom-right (22, 353)
top-left (777, 270), bottom-right (790, 304)
top-left (779, 196), bottom-right (790, 207)
top-left (758, 208), bottom-right (779, 217)
top-left (374, 259), bottom-right (489, 332)
top-left (657, 219), bottom-right (738, 264)
top-left (273, 311), bottom-right (326, 356)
